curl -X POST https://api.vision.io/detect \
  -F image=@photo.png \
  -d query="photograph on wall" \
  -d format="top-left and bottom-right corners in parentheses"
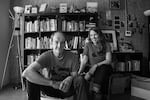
top-left (110, 0), bottom-right (121, 9)
top-left (102, 30), bottom-right (118, 51)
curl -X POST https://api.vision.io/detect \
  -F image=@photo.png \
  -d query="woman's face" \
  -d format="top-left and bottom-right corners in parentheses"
top-left (89, 30), bottom-right (99, 44)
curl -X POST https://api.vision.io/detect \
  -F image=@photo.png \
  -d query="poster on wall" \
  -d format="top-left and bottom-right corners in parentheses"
top-left (102, 30), bottom-right (118, 51)
top-left (110, 0), bottom-right (120, 9)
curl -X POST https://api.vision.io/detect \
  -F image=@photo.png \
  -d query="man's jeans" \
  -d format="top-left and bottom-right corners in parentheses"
top-left (27, 76), bottom-right (88, 100)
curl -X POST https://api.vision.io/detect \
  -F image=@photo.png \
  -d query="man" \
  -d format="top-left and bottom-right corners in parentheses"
top-left (22, 31), bottom-right (88, 100)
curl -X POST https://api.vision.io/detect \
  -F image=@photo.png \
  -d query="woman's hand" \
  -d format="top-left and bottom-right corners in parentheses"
top-left (84, 72), bottom-right (91, 80)
top-left (88, 64), bottom-right (98, 75)
top-left (59, 76), bottom-right (72, 92)
top-left (84, 64), bottom-right (98, 80)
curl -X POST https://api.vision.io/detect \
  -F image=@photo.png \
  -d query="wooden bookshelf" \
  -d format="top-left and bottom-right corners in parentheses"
top-left (22, 12), bottom-right (99, 67)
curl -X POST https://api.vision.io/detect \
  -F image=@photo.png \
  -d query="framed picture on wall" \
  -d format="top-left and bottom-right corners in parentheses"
top-left (110, 0), bottom-right (121, 9)
top-left (101, 30), bottom-right (118, 51)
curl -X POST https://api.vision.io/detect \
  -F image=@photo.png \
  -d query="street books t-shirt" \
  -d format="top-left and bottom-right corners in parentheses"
top-left (36, 50), bottom-right (79, 81)
top-left (83, 42), bottom-right (111, 66)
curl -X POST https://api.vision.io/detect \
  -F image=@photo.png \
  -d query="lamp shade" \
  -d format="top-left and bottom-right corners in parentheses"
top-left (13, 6), bottom-right (24, 14)
top-left (144, 10), bottom-right (150, 16)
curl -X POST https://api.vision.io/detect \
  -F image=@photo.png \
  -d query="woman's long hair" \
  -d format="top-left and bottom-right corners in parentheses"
top-left (88, 27), bottom-right (107, 53)
top-left (88, 27), bottom-right (106, 44)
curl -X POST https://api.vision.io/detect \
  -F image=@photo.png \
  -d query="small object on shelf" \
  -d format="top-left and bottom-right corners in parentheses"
top-left (50, 7), bottom-right (57, 13)
top-left (80, 7), bottom-right (86, 13)
top-left (13, 6), bottom-right (24, 14)
top-left (31, 6), bottom-right (38, 14)
top-left (125, 30), bottom-right (132, 37)
top-left (39, 3), bottom-right (48, 13)
top-left (69, 5), bottom-right (75, 13)
top-left (59, 3), bottom-right (67, 13)
top-left (86, 2), bottom-right (98, 13)
top-left (119, 41), bottom-right (135, 52)
top-left (24, 5), bottom-right (32, 14)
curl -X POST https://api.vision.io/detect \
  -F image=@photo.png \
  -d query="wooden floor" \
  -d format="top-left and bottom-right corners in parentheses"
top-left (0, 85), bottom-right (145, 100)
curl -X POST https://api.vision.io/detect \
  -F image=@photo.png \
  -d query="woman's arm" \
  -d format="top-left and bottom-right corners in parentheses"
top-left (87, 51), bottom-right (112, 75)
top-left (78, 55), bottom-right (88, 74)
top-left (96, 51), bottom-right (112, 67)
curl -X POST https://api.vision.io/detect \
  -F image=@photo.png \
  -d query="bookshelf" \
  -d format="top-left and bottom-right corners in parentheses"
top-left (22, 12), bottom-right (99, 68)
top-left (22, 12), bottom-right (143, 75)
top-left (112, 52), bottom-right (143, 75)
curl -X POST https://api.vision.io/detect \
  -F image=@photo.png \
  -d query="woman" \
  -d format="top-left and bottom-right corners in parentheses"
top-left (78, 27), bottom-right (113, 98)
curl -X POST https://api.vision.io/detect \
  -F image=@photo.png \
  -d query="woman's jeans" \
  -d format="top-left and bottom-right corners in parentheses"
top-left (93, 64), bottom-right (113, 94)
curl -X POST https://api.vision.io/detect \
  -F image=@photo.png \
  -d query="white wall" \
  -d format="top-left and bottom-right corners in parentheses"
top-left (0, 0), bottom-right (10, 88)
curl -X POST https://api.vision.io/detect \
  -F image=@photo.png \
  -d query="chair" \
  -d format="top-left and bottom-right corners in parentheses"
top-left (107, 73), bottom-right (131, 100)
top-left (88, 73), bottom-right (130, 100)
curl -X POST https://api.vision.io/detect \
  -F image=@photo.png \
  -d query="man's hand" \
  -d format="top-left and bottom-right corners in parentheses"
top-left (50, 81), bottom-right (61, 90)
top-left (59, 76), bottom-right (72, 92)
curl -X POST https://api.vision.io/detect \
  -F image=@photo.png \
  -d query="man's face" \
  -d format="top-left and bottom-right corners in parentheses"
top-left (52, 32), bottom-right (65, 57)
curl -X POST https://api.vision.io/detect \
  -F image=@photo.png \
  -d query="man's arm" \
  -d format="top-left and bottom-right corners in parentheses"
top-left (22, 61), bottom-right (52, 86)
top-left (78, 55), bottom-right (88, 74)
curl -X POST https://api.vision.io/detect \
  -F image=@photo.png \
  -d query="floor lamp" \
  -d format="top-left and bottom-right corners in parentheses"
top-left (0, 6), bottom-right (25, 91)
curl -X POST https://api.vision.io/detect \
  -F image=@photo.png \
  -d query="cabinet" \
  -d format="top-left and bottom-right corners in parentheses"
top-left (22, 12), bottom-right (99, 68)
top-left (112, 52), bottom-right (143, 75)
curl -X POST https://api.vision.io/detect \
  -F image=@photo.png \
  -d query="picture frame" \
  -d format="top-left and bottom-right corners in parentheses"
top-left (86, 2), bottom-right (98, 13)
top-left (39, 3), bottom-right (48, 13)
top-left (24, 5), bottom-right (32, 14)
top-left (110, 0), bottom-right (120, 9)
top-left (101, 30), bottom-right (118, 51)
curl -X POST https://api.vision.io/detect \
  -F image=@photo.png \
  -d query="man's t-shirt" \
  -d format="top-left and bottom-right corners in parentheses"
top-left (83, 42), bottom-right (111, 66)
top-left (36, 50), bottom-right (79, 81)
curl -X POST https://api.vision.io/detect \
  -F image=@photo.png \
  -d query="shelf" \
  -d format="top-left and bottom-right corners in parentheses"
top-left (24, 49), bottom-right (41, 52)
top-left (24, 48), bottom-right (41, 50)
top-left (24, 32), bottom-right (39, 37)
top-left (40, 31), bottom-right (56, 36)
top-left (112, 51), bottom-right (142, 54)
top-left (114, 71), bottom-right (140, 73)
top-left (24, 12), bottom-right (98, 17)
top-left (24, 13), bottom-right (59, 17)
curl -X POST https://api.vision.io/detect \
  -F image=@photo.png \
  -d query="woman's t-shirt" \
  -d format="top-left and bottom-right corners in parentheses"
top-left (83, 42), bottom-right (111, 66)
top-left (36, 50), bottom-right (79, 81)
